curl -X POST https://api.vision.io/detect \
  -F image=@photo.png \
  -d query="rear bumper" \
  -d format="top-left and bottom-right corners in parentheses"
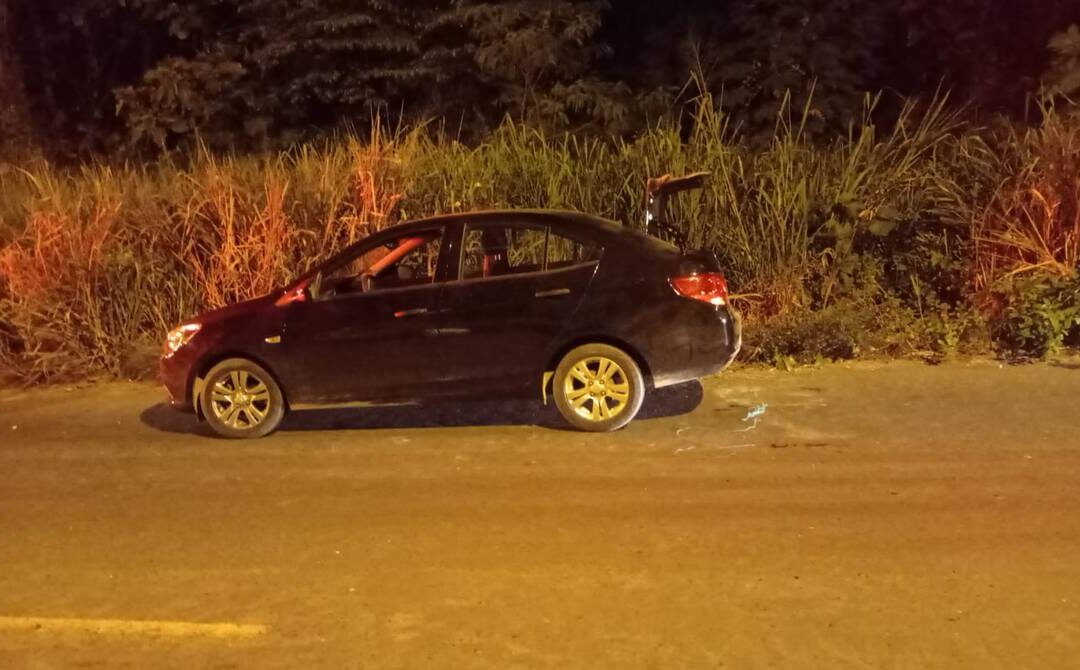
top-left (649, 305), bottom-right (742, 388)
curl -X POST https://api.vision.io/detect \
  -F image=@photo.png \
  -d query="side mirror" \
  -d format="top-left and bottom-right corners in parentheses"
top-left (275, 280), bottom-right (312, 307)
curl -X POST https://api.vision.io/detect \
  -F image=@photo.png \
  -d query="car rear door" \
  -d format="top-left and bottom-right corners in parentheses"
top-left (438, 220), bottom-right (600, 394)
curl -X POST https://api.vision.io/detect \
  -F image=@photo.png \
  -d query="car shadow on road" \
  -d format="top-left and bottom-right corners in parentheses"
top-left (139, 381), bottom-right (704, 437)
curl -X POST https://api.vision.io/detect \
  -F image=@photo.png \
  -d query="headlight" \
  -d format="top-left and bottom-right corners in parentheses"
top-left (164, 323), bottom-right (201, 356)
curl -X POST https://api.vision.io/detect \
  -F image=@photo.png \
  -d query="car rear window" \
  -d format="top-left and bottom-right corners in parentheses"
top-left (460, 223), bottom-right (602, 280)
top-left (547, 231), bottom-right (601, 270)
top-left (461, 224), bottom-right (548, 279)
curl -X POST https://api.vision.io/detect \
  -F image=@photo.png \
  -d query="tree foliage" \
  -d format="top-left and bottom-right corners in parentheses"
top-left (110, 0), bottom-right (632, 149)
top-left (448, 1), bottom-right (632, 131)
top-left (1045, 24), bottom-right (1080, 107)
top-left (895, 0), bottom-right (1080, 113)
top-left (116, 0), bottom-right (452, 149)
top-left (9, 0), bottom-right (172, 153)
top-left (699, 0), bottom-right (884, 141)
top-left (0, 0), bottom-right (32, 156)
top-left (3, 0), bottom-right (1080, 156)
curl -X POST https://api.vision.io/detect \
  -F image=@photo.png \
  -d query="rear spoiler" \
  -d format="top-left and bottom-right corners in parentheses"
top-left (645, 171), bottom-right (711, 248)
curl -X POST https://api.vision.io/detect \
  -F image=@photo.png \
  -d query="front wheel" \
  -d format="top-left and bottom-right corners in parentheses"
top-left (553, 344), bottom-right (645, 432)
top-left (200, 358), bottom-right (286, 439)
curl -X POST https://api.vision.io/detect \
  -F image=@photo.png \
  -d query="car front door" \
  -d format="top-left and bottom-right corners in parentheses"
top-left (438, 220), bottom-right (600, 394)
top-left (280, 227), bottom-right (451, 404)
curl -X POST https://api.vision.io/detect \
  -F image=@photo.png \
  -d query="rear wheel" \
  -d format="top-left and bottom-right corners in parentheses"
top-left (200, 358), bottom-right (285, 439)
top-left (553, 344), bottom-right (645, 432)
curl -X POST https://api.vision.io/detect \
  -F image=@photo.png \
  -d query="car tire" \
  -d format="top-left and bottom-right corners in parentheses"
top-left (200, 358), bottom-right (286, 439)
top-left (553, 343), bottom-right (645, 432)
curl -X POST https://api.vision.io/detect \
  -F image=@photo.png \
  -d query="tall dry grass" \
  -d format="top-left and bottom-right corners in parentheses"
top-left (0, 133), bottom-right (407, 381)
top-left (935, 106), bottom-right (1080, 294)
top-left (1, 95), bottom-right (1077, 381)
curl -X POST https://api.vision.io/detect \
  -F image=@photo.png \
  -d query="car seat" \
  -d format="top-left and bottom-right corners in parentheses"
top-left (480, 229), bottom-right (511, 277)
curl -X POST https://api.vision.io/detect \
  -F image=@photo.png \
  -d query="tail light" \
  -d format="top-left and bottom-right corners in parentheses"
top-left (669, 272), bottom-right (728, 306)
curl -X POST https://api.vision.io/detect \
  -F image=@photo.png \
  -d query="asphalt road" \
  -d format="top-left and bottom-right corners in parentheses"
top-left (2, 360), bottom-right (1080, 669)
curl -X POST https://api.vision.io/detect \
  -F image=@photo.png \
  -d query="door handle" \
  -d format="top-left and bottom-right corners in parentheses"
top-left (394, 307), bottom-right (429, 318)
top-left (535, 288), bottom-right (571, 299)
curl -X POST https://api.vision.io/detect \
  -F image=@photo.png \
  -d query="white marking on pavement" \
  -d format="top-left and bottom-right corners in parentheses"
top-left (0, 616), bottom-right (268, 639)
top-left (674, 443), bottom-right (756, 454)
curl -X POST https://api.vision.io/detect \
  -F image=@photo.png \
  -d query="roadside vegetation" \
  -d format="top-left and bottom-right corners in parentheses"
top-left (1, 91), bottom-right (1078, 383)
top-left (2, 2), bottom-right (1078, 383)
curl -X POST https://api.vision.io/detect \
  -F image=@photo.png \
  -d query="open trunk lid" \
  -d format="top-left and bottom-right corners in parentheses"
top-left (644, 172), bottom-right (730, 305)
top-left (645, 171), bottom-right (711, 250)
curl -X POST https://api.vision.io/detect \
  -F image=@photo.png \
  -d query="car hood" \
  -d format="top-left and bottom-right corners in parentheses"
top-left (194, 292), bottom-right (279, 326)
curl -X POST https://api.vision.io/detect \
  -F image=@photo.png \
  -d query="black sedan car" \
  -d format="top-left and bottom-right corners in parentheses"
top-left (161, 208), bottom-right (741, 438)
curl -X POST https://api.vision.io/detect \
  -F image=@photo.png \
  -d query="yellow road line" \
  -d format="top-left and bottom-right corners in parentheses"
top-left (0, 616), bottom-right (268, 639)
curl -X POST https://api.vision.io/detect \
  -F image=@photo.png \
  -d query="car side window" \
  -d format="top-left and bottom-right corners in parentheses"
top-left (460, 224), bottom-right (548, 280)
top-left (546, 231), bottom-right (600, 270)
top-left (318, 229), bottom-right (443, 298)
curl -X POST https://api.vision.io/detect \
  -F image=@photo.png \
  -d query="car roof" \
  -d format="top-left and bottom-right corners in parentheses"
top-left (381, 209), bottom-right (664, 247)
top-left (387, 208), bottom-right (608, 230)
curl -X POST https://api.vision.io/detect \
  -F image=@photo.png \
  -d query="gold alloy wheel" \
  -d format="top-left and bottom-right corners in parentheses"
top-left (562, 356), bottom-right (632, 422)
top-left (209, 370), bottom-right (272, 430)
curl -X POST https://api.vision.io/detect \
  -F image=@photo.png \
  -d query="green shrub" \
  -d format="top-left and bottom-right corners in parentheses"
top-left (745, 299), bottom-right (875, 367)
top-left (990, 275), bottom-right (1080, 360)
top-left (911, 303), bottom-right (989, 360)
